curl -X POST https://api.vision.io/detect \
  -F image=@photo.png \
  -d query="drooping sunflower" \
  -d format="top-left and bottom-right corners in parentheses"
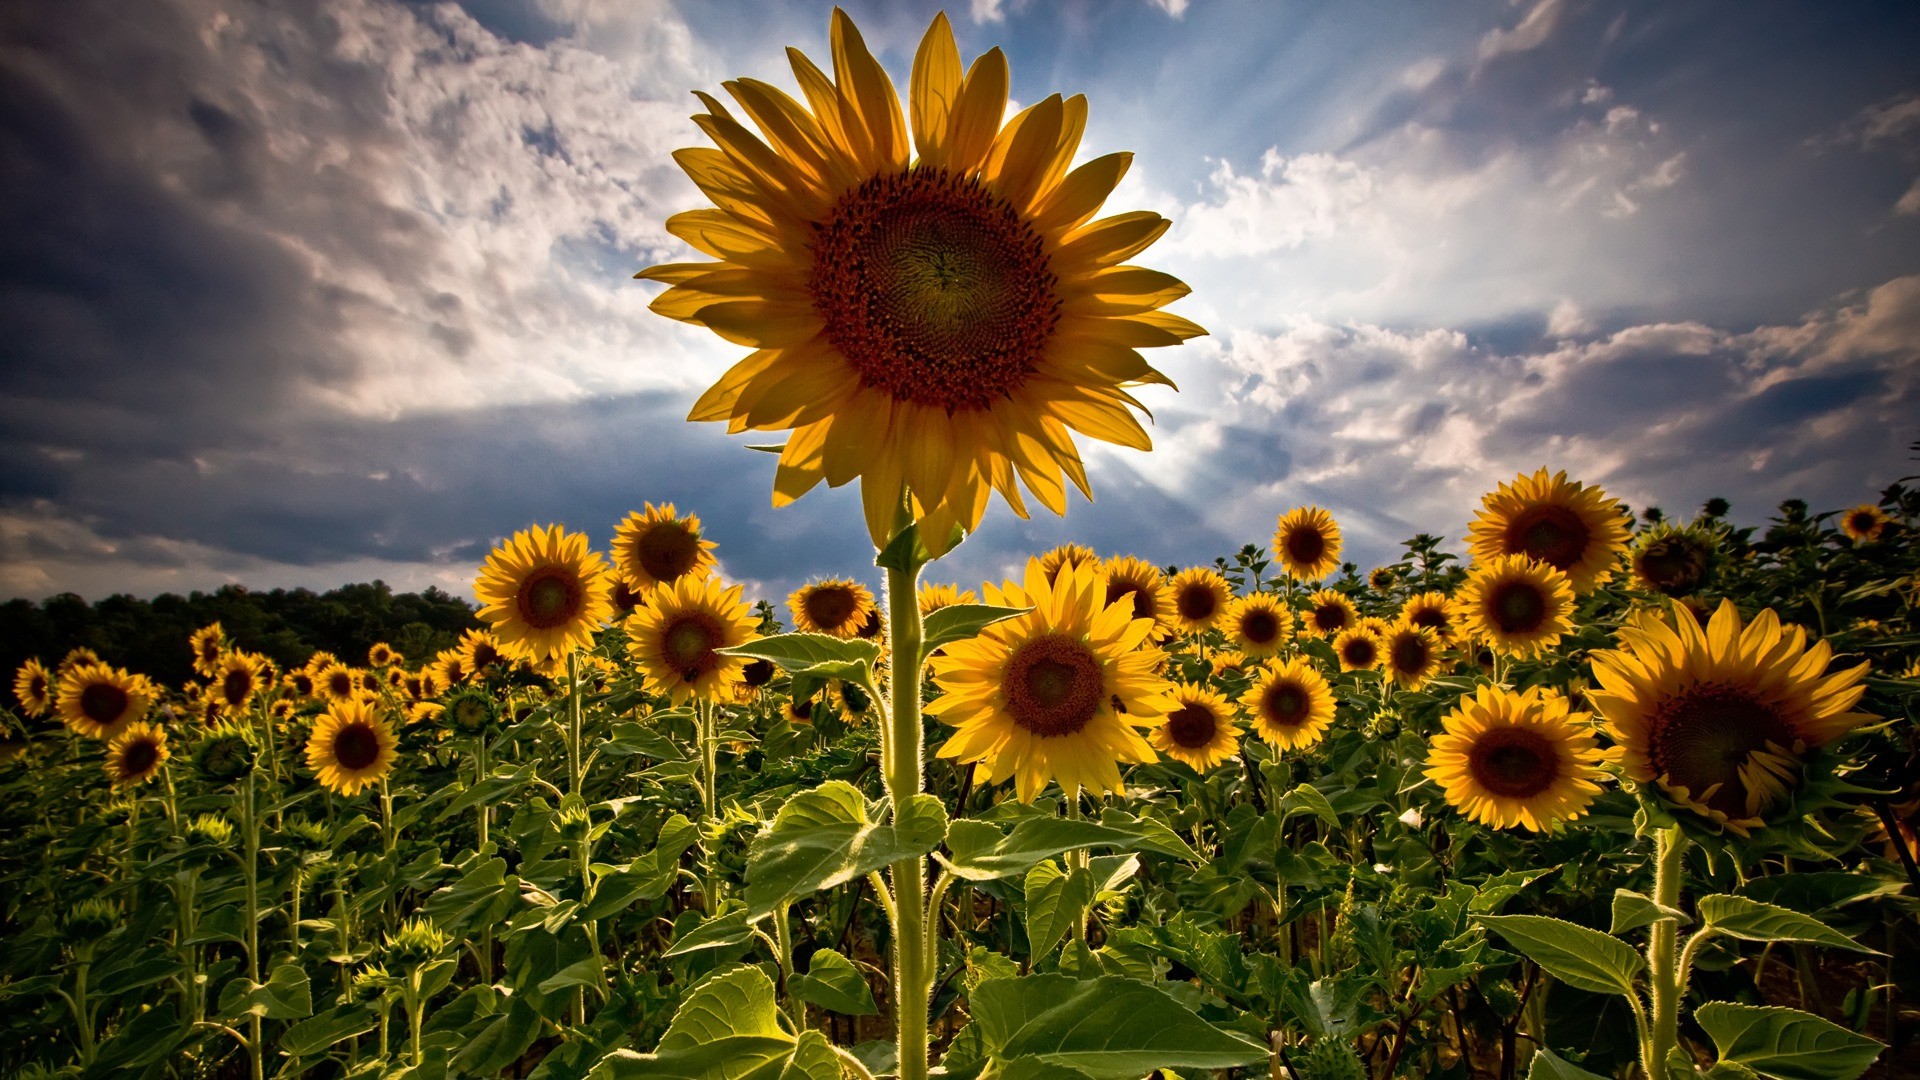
top-left (213, 652), bottom-right (267, 713)
top-left (1039, 544), bottom-right (1101, 582)
top-left (1629, 523), bottom-right (1715, 597)
top-left (611, 502), bottom-right (719, 591)
top-left (1451, 555), bottom-right (1576, 659)
top-left (1224, 593), bottom-right (1293, 659)
top-left (189, 624), bottom-right (225, 678)
top-left (627, 574), bottom-right (761, 704)
top-left (1381, 623), bottom-right (1443, 690)
top-left (1367, 566), bottom-right (1397, 593)
top-left (1239, 657), bottom-right (1336, 752)
top-left (1332, 627), bottom-right (1384, 672)
top-left (1101, 556), bottom-right (1175, 640)
top-left (1148, 684), bottom-right (1241, 771)
top-left (1839, 503), bottom-right (1890, 544)
top-left (788, 578), bottom-right (876, 638)
top-left (1424, 685), bottom-right (1610, 832)
top-left (640, 11), bottom-right (1200, 554)
top-left (917, 582), bottom-right (979, 616)
top-left (1167, 567), bottom-right (1232, 634)
top-left (306, 699), bottom-right (400, 796)
top-left (1588, 599), bottom-right (1873, 834)
top-left (367, 642), bottom-right (399, 668)
top-left (1400, 591), bottom-right (1457, 644)
top-left (316, 663), bottom-right (361, 704)
top-left (1273, 507), bottom-right (1343, 581)
top-left (931, 558), bottom-right (1175, 802)
top-left (1304, 588), bottom-right (1358, 638)
top-left (833, 679), bottom-right (876, 723)
top-left (104, 721), bottom-right (170, 789)
top-left (13, 658), bottom-right (52, 718)
top-left (1467, 468), bottom-right (1629, 594)
top-left (56, 663), bottom-right (150, 740)
top-left (473, 525), bottom-right (615, 665)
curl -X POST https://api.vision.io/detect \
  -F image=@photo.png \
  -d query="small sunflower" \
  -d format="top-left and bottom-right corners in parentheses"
top-left (213, 652), bottom-right (267, 713)
top-left (285, 669), bottom-right (317, 700)
top-left (1424, 685), bottom-right (1610, 832)
top-left (305, 651), bottom-right (339, 676)
top-left (1304, 588), bottom-right (1358, 638)
top-left (788, 578), bottom-right (876, 638)
top-left (931, 558), bottom-right (1175, 803)
top-left (1381, 623), bottom-right (1443, 690)
top-left (431, 650), bottom-right (470, 690)
top-left (367, 642), bottom-right (400, 668)
top-left (1167, 567), bottom-right (1232, 634)
top-left (357, 669), bottom-right (383, 696)
top-left (1369, 568), bottom-right (1399, 594)
top-left (626, 574), bottom-right (761, 704)
top-left (1629, 523), bottom-right (1715, 597)
top-left (1588, 599), bottom-right (1873, 834)
top-left (1039, 544), bottom-right (1101, 582)
top-left (1467, 468), bottom-right (1629, 594)
top-left (56, 663), bottom-right (150, 740)
top-left (1101, 556), bottom-right (1175, 640)
top-left (1273, 507), bottom-right (1343, 581)
top-left (1452, 556), bottom-right (1576, 659)
top-left (918, 582), bottom-right (979, 616)
top-left (59, 646), bottom-right (102, 676)
top-left (784, 694), bottom-right (819, 727)
top-left (104, 721), bottom-right (170, 789)
top-left (833, 679), bottom-right (876, 722)
top-left (1240, 657), bottom-right (1336, 752)
top-left (189, 624), bottom-right (225, 678)
top-left (1400, 591), bottom-right (1457, 644)
top-left (611, 502), bottom-right (719, 591)
top-left (13, 658), bottom-right (52, 718)
top-left (306, 699), bottom-right (400, 796)
top-left (473, 524), bottom-right (615, 665)
top-left (441, 687), bottom-right (499, 737)
top-left (1148, 684), bottom-right (1240, 771)
top-left (1839, 503), bottom-right (1890, 544)
top-left (1210, 650), bottom-right (1256, 678)
top-left (1332, 627), bottom-right (1384, 673)
top-left (458, 629), bottom-right (510, 675)
top-left (315, 663), bottom-right (361, 704)
top-left (1224, 593), bottom-right (1293, 659)
top-left (740, 658), bottom-right (776, 691)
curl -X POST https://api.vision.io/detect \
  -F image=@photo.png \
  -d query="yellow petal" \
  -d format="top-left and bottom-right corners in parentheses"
top-left (830, 8), bottom-right (908, 172)
top-left (943, 47), bottom-right (1009, 176)
top-left (1056, 212), bottom-right (1172, 271)
top-left (910, 12), bottom-right (962, 165)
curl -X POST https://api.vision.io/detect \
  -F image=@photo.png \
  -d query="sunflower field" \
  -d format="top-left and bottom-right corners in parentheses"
top-left (5, 9), bottom-right (1920, 1080)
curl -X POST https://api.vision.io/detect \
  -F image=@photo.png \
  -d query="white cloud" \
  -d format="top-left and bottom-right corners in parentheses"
top-left (1145, 0), bottom-right (1191, 17)
top-left (1546, 298), bottom-right (1591, 337)
top-left (1477, 0), bottom-right (1564, 63)
top-left (970, 0), bottom-right (1006, 24)
top-left (1171, 150), bottom-right (1376, 257)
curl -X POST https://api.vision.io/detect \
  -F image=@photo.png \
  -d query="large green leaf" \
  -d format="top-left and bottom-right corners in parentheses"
top-left (581, 814), bottom-right (697, 921)
top-left (1526, 1048), bottom-right (1611, 1080)
top-left (421, 855), bottom-right (521, 933)
top-left (84, 1001), bottom-right (187, 1077)
top-left (662, 909), bottom-right (754, 959)
top-left (589, 965), bottom-right (840, 1079)
top-left (787, 947), bottom-right (877, 1016)
top-left (1023, 860), bottom-right (1093, 962)
top-left (922, 604), bottom-right (1029, 654)
top-left (940, 814), bottom-right (1193, 882)
top-left (744, 781), bottom-right (947, 918)
top-left (218, 962), bottom-right (314, 1021)
top-left (453, 997), bottom-right (544, 1075)
top-left (1477, 915), bottom-right (1643, 997)
top-left (1609, 888), bottom-right (1692, 936)
top-left (968, 974), bottom-right (1268, 1077)
top-left (1277, 783), bottom-right (1341, 829)
top-left (719, 634), bottom-right (881, 672)
top-left (1695, 895), bottom-right (1882, 953)
top-left (279, 1004), bottom-right (378, 1058)
top-left (1694, 1002), bottom-right (1883, 1080)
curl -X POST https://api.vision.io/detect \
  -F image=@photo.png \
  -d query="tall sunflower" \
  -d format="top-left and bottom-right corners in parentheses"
top-left (639, 11), bottom-right (1200, 554)
top-left (1467, 468), bottom-right (1629, 594)
top-left (1332, 627), bottom-right (1384, 673)
top-left (611, 502), bottom-right (719, 591)
top-left (1367, 566), bottom-right (1397, 593)
top-left (315, 663), bottom-right (362, 704)
top-left (788, 578), bottom-right (877, 638)
top-left (930, 558), bottom-right (1175, 802)
top-left (1588, 600), bottom-right (1873, 834)
top-left (1148, 684), bottom-right (1240, 771)
top-left (104, 721), bottom-right (170, 789)
top-left (1304, 588), bottom-right (1358, 638)
top-left (627, 574), bottom-right (761, 704)
top-left (1451, 555), bottom-right (1576, 659)
top-left (474, 525), bottom-right (615, 665)
top-left (431, 651), bottom-right (471, 690)
top-left (367, 642), bottom-right (400, 669)
top-left (189, 624), bottom-right (225, 678)
top-left (284, 668), bottom-right (317, 701)
top-left (1839, 504), bottom-right (1890, 544)
top-left (1424, 685), bottom-right (1610, 832)
top-left (1224, 593), bottom-right (1293, 659)
top-left (307, 699), bottom-right (400, 796)
top-left (1381, 623), bottom-right (1443, 690)
top-left (56, 663), bottom-right (150, 740)
top-left (1167, 567), bottom-right (1232, 634)
top-left (1101, 555), bottom-right (1175, 640)
top-left (1273, 507), bottom-right (1343, 581)
top-left (1240, 657), bottom-right (1336, 752)
top-left (13, 658), bottom-right (51, 718)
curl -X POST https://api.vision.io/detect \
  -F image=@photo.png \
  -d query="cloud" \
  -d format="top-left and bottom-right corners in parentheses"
top-left (969, 0), bottom-right (1005, 24)
top-left (1477, 0), bottom-right (1565, 64)
top-left (1171, 150), bottom-right (1376, 258)
top-left (1144, 0), bottom-right (1191, 17)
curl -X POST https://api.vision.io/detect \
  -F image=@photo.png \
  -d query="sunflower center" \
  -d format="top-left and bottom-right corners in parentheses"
top-left (1175, 584), bottom-right (1219, 622)
top-left (857, 609), bottom-right (885, 640)
top-left (1639, 537), bottom-right (1706, 595)
top-left (328, 673), bottom-right (354, 698)
top-left (1466, 727), bottom-right (1560, 799)
top-left (1312, 604), bottom-right (1348, 633)
top-left (637, 523), bottom-right (701, 583)
top-left (802, 586), bottom-right (861, 631)
top-left (1107, 581), bottom-right (1156, 622)
top-left (453, 698), bottom-right (490, 730)
top-left (1490, 581), bottom-right (1548, 633)
top-left (1240, 610), bottom-right (1282, 646)
top-left (1505, 505), bottom-right (1590, 571)
top-left (119, 738), bottom-right (160, 777)
top-left (222, 670), bottom-right (251, 707)
top-left (661, 612), bottom-right (724, 682)
top-left (1166, 703), bottom-right (1219, 748)
top-left (742, 658), bottom-right (775, 688)
top-left (1342, 638), bottom-right (1379, 667)
top-left (1408, 607), bottom-right (1447, 634)
top-left (1262, 682), bottom-right (1310, 727)
top-left (809, 167), bottom-right (1059, 413)
top-left (517, 569), bottom-right (583, 630)
top-left (1846, 511), bottom-right (1876, 533)
top-left (290, 673), bottom-right (313, 696)
top-left (792, 698), bottom-right (815, 722)
top-left (1004, 634), bottom-right (1105, 738)
top-left (471, 642), bottom-right (504, 669)
top-left (333, 723), bottom-right (381, 771)
top-left (1283, 528), bottom-right (1326, 568)
top-left (1391, 635), bottom-right (1431, 675)
top-left (1650, 686), bottom-right (1795, 817)
top-left (80, 682), bottom-right (129, 725)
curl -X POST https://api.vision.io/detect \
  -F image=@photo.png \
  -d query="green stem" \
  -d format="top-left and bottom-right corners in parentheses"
top-left (696, 697), bottom-right (721, 910)
top-left (241, 771), bottom-right (264, 1080)
top-left (1643, 826), bottom-right (1686, 1080)
top-left (774, 901), bottom-right (804, 1032)
top-left (882, 514), bottom-right (932, 1080)
top-left (71, 955), bottom-right (95, 1064)
top-left (408, 969), bottom-right (426, 1067)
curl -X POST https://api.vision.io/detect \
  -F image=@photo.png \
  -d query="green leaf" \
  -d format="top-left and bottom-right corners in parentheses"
top-left (581, 814), bottom-right (697, 921)
top-left (1525, 1047), bottom-right (1611, 1080)
top-left (1477, 915), bottom-right (1643, 997)
top-left (921, 604), bottom-right (1029, 654)
top-left (1024, 860), bottom-right (1093, 963)
top-left (787, 947), bottom-right (877, 1016)
top-left (1277, 783), bottom-right (1342, 829)
top-left (453, 997), bottom-right (544, 1074)
top-left (1694, 1002), bottom-right (1884, 1080)
top-left (217, 961), bottom-right (314, 1021)
top-left (83, 1001), bottom-right (187, 1076)
top-left (662, 909), bottom-right (754, 959)
top-left (536, 953), bottom-right (606, 994)
top-left (720, 633), bottom-right (881, 672)
top-left (1467, 868), bottom-right (1555, 915)
top-left (1609, 888), bottom-right (1692, 935)
top-left (280, 1004), bottom-right (378, 1058)
top-left (875, 521), bottom-right (930, 573)
top-left (421, 856), bottom-right (520, 933)
top-left (598, 722), bottom-right (688, 760)
top-left (744, 781), bottom-right (947, 918)
top-left (1696, 895), bottom-right (1883, 954)
top-left (437, 762), bottom-right (538, 821)
top-left (589, 966), bottom-right (841, 1079)
top-left (1739, 871), bottom-right (1906, 913)
top-left (939, 814), bottom-right (1193, 882)
top-left (967, 974), bottom-right (1268, 1077)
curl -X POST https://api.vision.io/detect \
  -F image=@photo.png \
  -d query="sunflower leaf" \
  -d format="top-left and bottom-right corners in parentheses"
top-left (1023, 860), bottom-right (1093, 962)
top-left (1609, 888), bottom-right (1692, 935)
top-left (744, 781), bottom-right (947, 918)
top-left (787, 947), bottom-right (878, 1016)
top-left (588, 965), bottom-right (841, 1079)
top-left (719, 633), bottom-right (881, 671)
top-left (1696, 894), bottom-right (1883, 953)
top-left (922, 603), bottom-right (1030, 655)
top-left (1525, 1047), bottom-right (1612, 1080)
top-left (1476, 915), bottom-right (1643, 997)
top-left (938, 813), bottom-right (1196, 881)
top-left (1694, 1002), bottom-right (1883, 1080)
top-left (967, 973), bottom-right (1268, 1076)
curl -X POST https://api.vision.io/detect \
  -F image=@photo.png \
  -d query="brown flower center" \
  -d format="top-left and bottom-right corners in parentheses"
top-left (1261, 681), bottom-right (1311, 728)
top-left (1489, 581), bottom-right (1548, 634)
top-left (222, 669), bottom-right (252, 708)
top-left (517, 568), bottom-right (583, 630)
top-left (332, 722), bottom-right (382, 771)
top-left (80, 682), bottom-right (129, 725)
top-left (742, 658), bottom-right (775, 688)
top-left (1407, 605), bottom-right (1447, 635)
top-left (1503, 505), bottom-right (1590, 571)
top-left (1175, 583), bottom-right (1219, 622)
top-left (636, 522), bottom-right (702, 584)
top-left (1466, 727), bottom-right (1560, 799)
top-left (1003, 634), bottom-right (1104, 737)
top-left (1391, 633), bottom-right (1432, 676)
top-left (1239, 609), bottom-right (1283, 647)
top-left (1283, 527), bottom-right (1327, 569)
top-left (1846, 511), bottom-right (1877, 534)
top-left (289, 672), bottom-right (313, 697)
top-left (1165, 703), bottom-right (1219, 748)
top-left (1637, 536), bottom-right (1707, 596)
top-left (1649, 686), bottom-right (1796, 817)
top-left (1106, 580), bottom-right (1157, 622)
top-left (661, 612), bottom-right (725, 682)
top-left (327, 672), bottom-right (355, 698)
top-left (118, 737), bottom-right (160, 778)
top-left (1311, 602), bottom-right (1350, 633)
top-left (469, 640), bottom-right (505, 669)
top-left (1340, 637), bottom-right (1379, 668)
top-left (809, 167), bottom-right (1058, 413)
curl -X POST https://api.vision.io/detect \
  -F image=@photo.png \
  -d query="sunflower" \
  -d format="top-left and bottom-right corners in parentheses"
top-left (56, 663), bottom-right (150, 740)
top-left (213, 652), bottom-right (266, 713)
top-left (1467, 468), bottom-right (1629, 594)
top-left (315, 663), bottom-right (361, 704)
top-left (473, 525), bottom-right (615, 665)
top-left (783, 694), bottom-right (819, 727)
top-left (1167, 567), bottom-right (1232, 634)
top-left (1304, 589), bottom-right (1358, 638)
top-left (1381, 623), bottom-right (1443, 690)
top-left (367, 642), bottom-right (399, 668)
top-left (611, 502), bottom-right (719, 591)
top-left (13, 658), bottom-right (52, 718)
top-left (441, 687), bottom-right (499, 737)
top-left (917, 582), bottom-right (979, 616)
top-left (1424, 685), bottom-right (1610, 832)
top-left (1332, 627), bottom-right (1384, 673)
top-left (1210, 650), bottom-right (1256, 678)
top-left (1839, 503), bottom-right (1890, 544)
top-left (431, 651), bottom-right (470, 689)
top-left (357, 669), bottom-right (383, 696)
top-left (1148, 684), bottom-right (1240, 771)
top-left (458, 629), bottom-right (509, 675)
top-left (1039, 544), bottom-right (1101, 582)
top-left (306, 699), bottom-right (400, 796)
top-left (285, 669), bottom-right (317, 700)
top-left (1224, 593), bottom-right (1293, 659)
top-left (1588, 599), bottom-right (1873, 834)
top-left (1367, 566), bottom-right (1397, 593)
top-left (1101, 556), bottom-right (1175, 640)
top-left (641, 10), bottom-right (1200, 554)
top-left (1400, 591), bottom-right (1457, 644)
top-left (1240, 657), bottom-right (1336, 752)
top-left (305, 651), bottom-right (339, 677)
top-left (833, 679), bottom-right (876, 722)
top-left (1451, 556), bottom-right (1576, 659)
top-left (931, 557), bottom-right (1175, 802)
top-left (788, 578), bottom-right (876, 638)
top-left (104, 721), bottom-right (170, 789)
top-left (627, 574), bottom-right (761, 704)
top-left (1629, 523), bottom-right (1715, 597)
top-left (1273, 507), bottom-right (1343, 581)
top-left (189, 624), bottom-right (225, 678)
top-left (59, 647), bottom-right (102, 678)
top-left (741, 658), bottom-right (777, 691)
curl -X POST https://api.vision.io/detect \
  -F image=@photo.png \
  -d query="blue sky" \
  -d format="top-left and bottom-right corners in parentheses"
top-left (2, 0), bottom-right (1917, 605)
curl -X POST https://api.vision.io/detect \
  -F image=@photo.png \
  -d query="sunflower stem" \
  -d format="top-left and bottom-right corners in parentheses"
top-left (1643, 825), bottom-right (1687, 1080)
top-left (240, 769), bottom-right (265, 1080)
top-left (881, 508), bottom-right (933, 1080)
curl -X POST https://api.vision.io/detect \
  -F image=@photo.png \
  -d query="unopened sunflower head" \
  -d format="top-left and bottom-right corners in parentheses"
top-left (193, 723), bottom-right (257, 784)
top-left (1628, 522), bottom-right (1718, 598)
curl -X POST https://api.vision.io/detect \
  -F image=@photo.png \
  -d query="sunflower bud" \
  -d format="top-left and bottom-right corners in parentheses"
top-left (192, 724), bottom-right (256, 783)
top-left (62, 897), bottom-right (118, 943)
top-left (383, 916), bottom-right (452, 967)
top-left (441, 687), bottom-right (499, 737)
